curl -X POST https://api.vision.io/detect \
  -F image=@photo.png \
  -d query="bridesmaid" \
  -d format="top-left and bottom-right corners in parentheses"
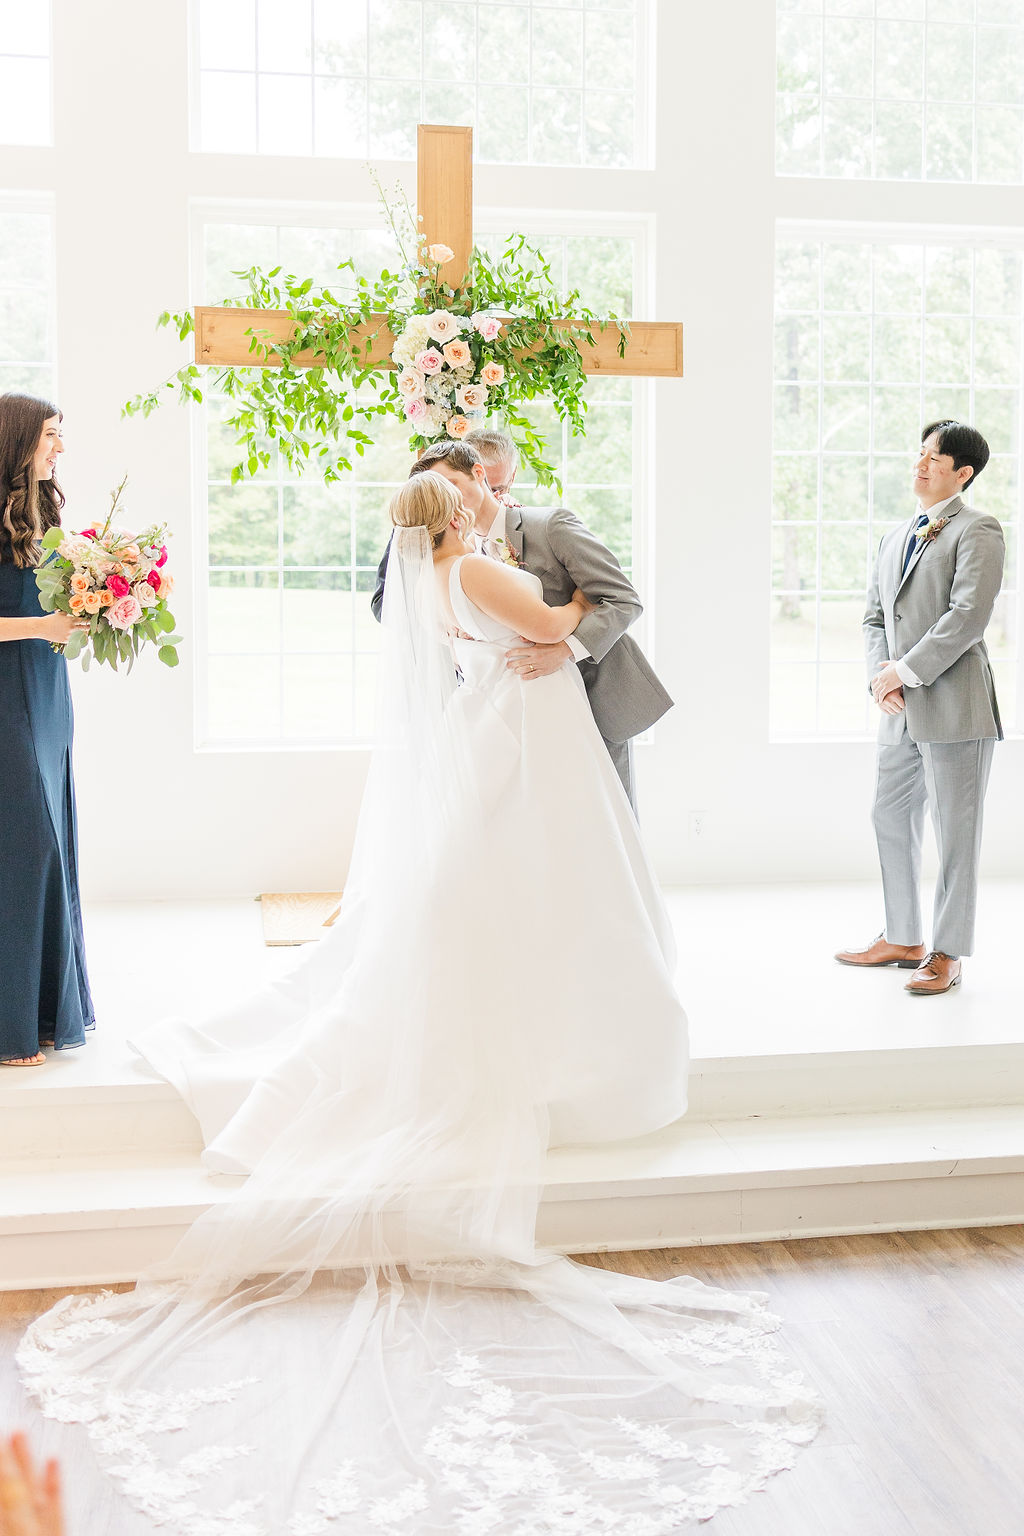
top-left (0, 392), bottom-right (94, 1066)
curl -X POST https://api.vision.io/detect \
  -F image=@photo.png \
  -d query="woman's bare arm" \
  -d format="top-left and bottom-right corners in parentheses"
top-left (458, 555), bottom-right (585, 643)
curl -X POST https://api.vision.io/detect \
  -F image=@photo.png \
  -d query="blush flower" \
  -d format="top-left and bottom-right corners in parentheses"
top-left (446, 414), bottom-right (471, 440)
top-left (397, 368), bottom-right (424, 398)
top-left (106, 572), bottom-right (130, 598)
top-left (456, 383), bottom-right (487, 411)
top-left (427, 310), bottom-right (462, 344)
top-left (480, 361), bottom-right (505, 388)
top-left (107, 594), bottom-right (143, 630)
top-left (426, 243), bottom-right (454, 265)
top-left (405, 397), bottom-right (428, 426)
top-left (415, 348), bottom-right (444, 376)
top-left (442, 339), bottom-right (471, 368)
top-left (472, 314), bottom-right (502, 342)
top-left (134, 581), bottom-right (158, 607)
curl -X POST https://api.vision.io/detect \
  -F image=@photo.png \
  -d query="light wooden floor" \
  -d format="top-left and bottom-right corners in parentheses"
top-left (2, 1226), bottom-right (1022, 1536)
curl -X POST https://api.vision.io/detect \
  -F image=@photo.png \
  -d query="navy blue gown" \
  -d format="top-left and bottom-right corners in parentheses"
top-left (0, 560), bottom-right (94, 1059)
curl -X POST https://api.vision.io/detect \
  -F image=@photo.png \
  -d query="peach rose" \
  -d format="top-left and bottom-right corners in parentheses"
top-left (83, 591), bottom-right (102, 614)
top-left (442, 339), bottom-right (471, 368)
top-left (69, 593), bottom-right (86, 614)
top-left (120, 544), bottom-right (141, 565)
top-left (456, 383), bottom-right (487, 411)
top-left (446, 414), bottom-right (470, 440)
top-left (157, 572), bottom-right (175, 598)
top-left (398, 368), bottom-right (423, 397)
top-left (426, 243), bottom-right (454, 265)
top-left (480, 361), bottom-right (505, 388)
top-left (99, 589), bottom-right (114, 607)
top-left (70, 574), bottom-right (91, 595)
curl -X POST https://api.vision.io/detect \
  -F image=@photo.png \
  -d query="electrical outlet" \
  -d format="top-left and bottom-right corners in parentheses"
top-left (689, 812), bottom-right (707, 839)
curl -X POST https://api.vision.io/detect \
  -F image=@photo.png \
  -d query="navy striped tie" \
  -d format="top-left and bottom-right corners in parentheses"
top-left (902, 513), bottom-right (929, 577)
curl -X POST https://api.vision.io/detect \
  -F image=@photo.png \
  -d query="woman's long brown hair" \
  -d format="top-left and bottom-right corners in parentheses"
top-left (0, 391), bottom-right (65, 568)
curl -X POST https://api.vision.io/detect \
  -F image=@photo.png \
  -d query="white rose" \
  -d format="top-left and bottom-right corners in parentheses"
top-left (426, 310), bottom-right (463, 344)
top-left (134, 581), bottom-right (158, 607)
top-left (456, 383), bottom-right (488, 411)
top-left (397, 368), bottom-right (424, 397)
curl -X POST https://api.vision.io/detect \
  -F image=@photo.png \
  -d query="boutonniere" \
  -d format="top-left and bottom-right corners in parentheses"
top-left (915, 515), bottom-right (950, 547)
top-left (492, 537), bottom-right (521, 568)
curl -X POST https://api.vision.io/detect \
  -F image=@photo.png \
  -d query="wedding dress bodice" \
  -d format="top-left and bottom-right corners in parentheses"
top-left (446, 556), bottom-right (558, 695)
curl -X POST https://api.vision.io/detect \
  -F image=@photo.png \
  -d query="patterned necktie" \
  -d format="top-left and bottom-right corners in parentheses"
top-left (902, 513), bottom-right (929, 577)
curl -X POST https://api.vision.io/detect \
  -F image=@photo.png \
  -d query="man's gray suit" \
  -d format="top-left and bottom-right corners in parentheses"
top-left (371, 505), bottom-right (672, 807)
top-left (864, 493), bottom-right (1004, 956)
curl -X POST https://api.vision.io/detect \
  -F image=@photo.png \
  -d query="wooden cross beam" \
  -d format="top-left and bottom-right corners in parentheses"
top-left (194, 124), bottom-right (683, 381)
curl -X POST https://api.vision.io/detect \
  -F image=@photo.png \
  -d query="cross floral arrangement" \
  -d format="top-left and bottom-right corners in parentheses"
top-left (123, 180), bottom-right (628, 492)
top-left (35, 478), bottom-right (182, 671)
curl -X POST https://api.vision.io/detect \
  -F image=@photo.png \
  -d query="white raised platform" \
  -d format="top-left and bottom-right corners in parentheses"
top-left (2, 883), bottom-right (1023, 1289)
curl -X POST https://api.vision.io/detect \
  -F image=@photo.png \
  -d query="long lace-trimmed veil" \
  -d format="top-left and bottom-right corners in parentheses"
top-left (18, 525), bottom-right (821, 1534)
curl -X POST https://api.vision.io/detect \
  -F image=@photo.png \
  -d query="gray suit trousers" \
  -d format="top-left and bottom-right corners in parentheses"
top-left (604, 736), bottom-right (635, 813)
top-left (872, 720), bottom-right (994, 957)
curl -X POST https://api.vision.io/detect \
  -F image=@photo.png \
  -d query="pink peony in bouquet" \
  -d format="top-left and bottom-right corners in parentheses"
top-left (34, 477), bottom-right (182, 671)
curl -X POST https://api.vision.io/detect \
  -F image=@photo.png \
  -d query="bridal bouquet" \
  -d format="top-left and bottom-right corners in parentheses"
top-left (392, 277), bottom-right (506, 442)
top-left (35, 479), bottom-right (182, 671)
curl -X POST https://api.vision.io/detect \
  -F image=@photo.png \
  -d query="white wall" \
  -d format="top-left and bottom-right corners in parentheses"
top-left (4, 0), bottom-right (1021, 899)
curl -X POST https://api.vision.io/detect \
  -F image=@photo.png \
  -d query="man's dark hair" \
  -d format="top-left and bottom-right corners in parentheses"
top-left (408, 440), bottom-right (482, 478)
top-left (921, 420), bottom-right (990, 491)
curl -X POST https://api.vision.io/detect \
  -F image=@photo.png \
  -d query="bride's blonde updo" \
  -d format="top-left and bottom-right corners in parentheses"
top-left (388, 471), bottom-right (472, 549)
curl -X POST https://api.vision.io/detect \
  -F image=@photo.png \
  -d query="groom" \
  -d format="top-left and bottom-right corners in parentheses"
top-left (369, 436), bottom-right (672, 809)
top-left (836, 420), bottom-right (1005, 995)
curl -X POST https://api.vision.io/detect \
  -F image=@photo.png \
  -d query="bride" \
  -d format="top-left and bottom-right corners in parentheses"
top-left (19, 472), bottom-right (820, 1534)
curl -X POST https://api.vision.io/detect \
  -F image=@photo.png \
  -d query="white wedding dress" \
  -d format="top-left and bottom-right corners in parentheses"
top-left (19, 539), bottom-right (821, 1535)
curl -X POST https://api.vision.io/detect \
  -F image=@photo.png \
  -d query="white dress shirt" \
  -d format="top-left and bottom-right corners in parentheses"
top-left (893, 494), bottom-right (960, 689)
top-left (481, 502), bottom-right (591, 662)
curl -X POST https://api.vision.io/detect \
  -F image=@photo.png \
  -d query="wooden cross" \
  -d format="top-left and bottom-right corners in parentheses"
top-left (193, 124), bottom-right (683, 381)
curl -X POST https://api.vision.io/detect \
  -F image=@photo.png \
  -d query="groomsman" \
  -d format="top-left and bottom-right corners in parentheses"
top-left (836, 421), bottom-right (1004, 995)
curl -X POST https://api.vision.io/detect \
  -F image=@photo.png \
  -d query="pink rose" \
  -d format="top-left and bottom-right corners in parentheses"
top-left (472, 314), bottom-right (502, 342)
top-left (397, 368), bottom-right (423, 398)
top-left (446, 414), bottom-right (470, 440)
top-left (106, 572), bottom-right (130, 597)
top-left (405, 398), bottom-right (428, 425)
top-left (107, 594), bottom-right (143, 630)
top-left (480, 361), bottom-right (505, 388)
top-left (415, 348), bottom-right (443, 376)
top-left (456, 383), bottom-right (487, 411)
top-left (146, 568), bottom-right (162, 592)
top-left (155, 546), bottom-right (168, 567)
top-left (442, 339), bottom-right (471, 368)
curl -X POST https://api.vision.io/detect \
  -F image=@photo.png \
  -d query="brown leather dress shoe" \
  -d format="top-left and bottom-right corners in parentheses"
top-left (835, 933), bottom-right (926, 968)
top-left (904, 952), bottom-right (962, 995)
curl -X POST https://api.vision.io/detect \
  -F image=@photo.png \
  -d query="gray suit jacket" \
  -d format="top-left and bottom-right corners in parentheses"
top-left (864, 495), bottom-right (1005, 744)
top-left (505, 505), bottom-right (673, 744)
top-left (371, 505), bottom-right (672, 744)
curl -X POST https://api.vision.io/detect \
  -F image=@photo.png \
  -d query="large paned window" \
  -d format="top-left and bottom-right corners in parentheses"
top-left (196, 210), bottom-right (643, 746)
top-left (777, 0), bottom-right (1024, 182)
top-left (772, 226), bottom-right (1022, 737)
top-left (194, 0), bottom-right (646, 167)
top-left (0, 194), bottom-right (55, 397)
top-left (0, 0), bottom-right (50, 146)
